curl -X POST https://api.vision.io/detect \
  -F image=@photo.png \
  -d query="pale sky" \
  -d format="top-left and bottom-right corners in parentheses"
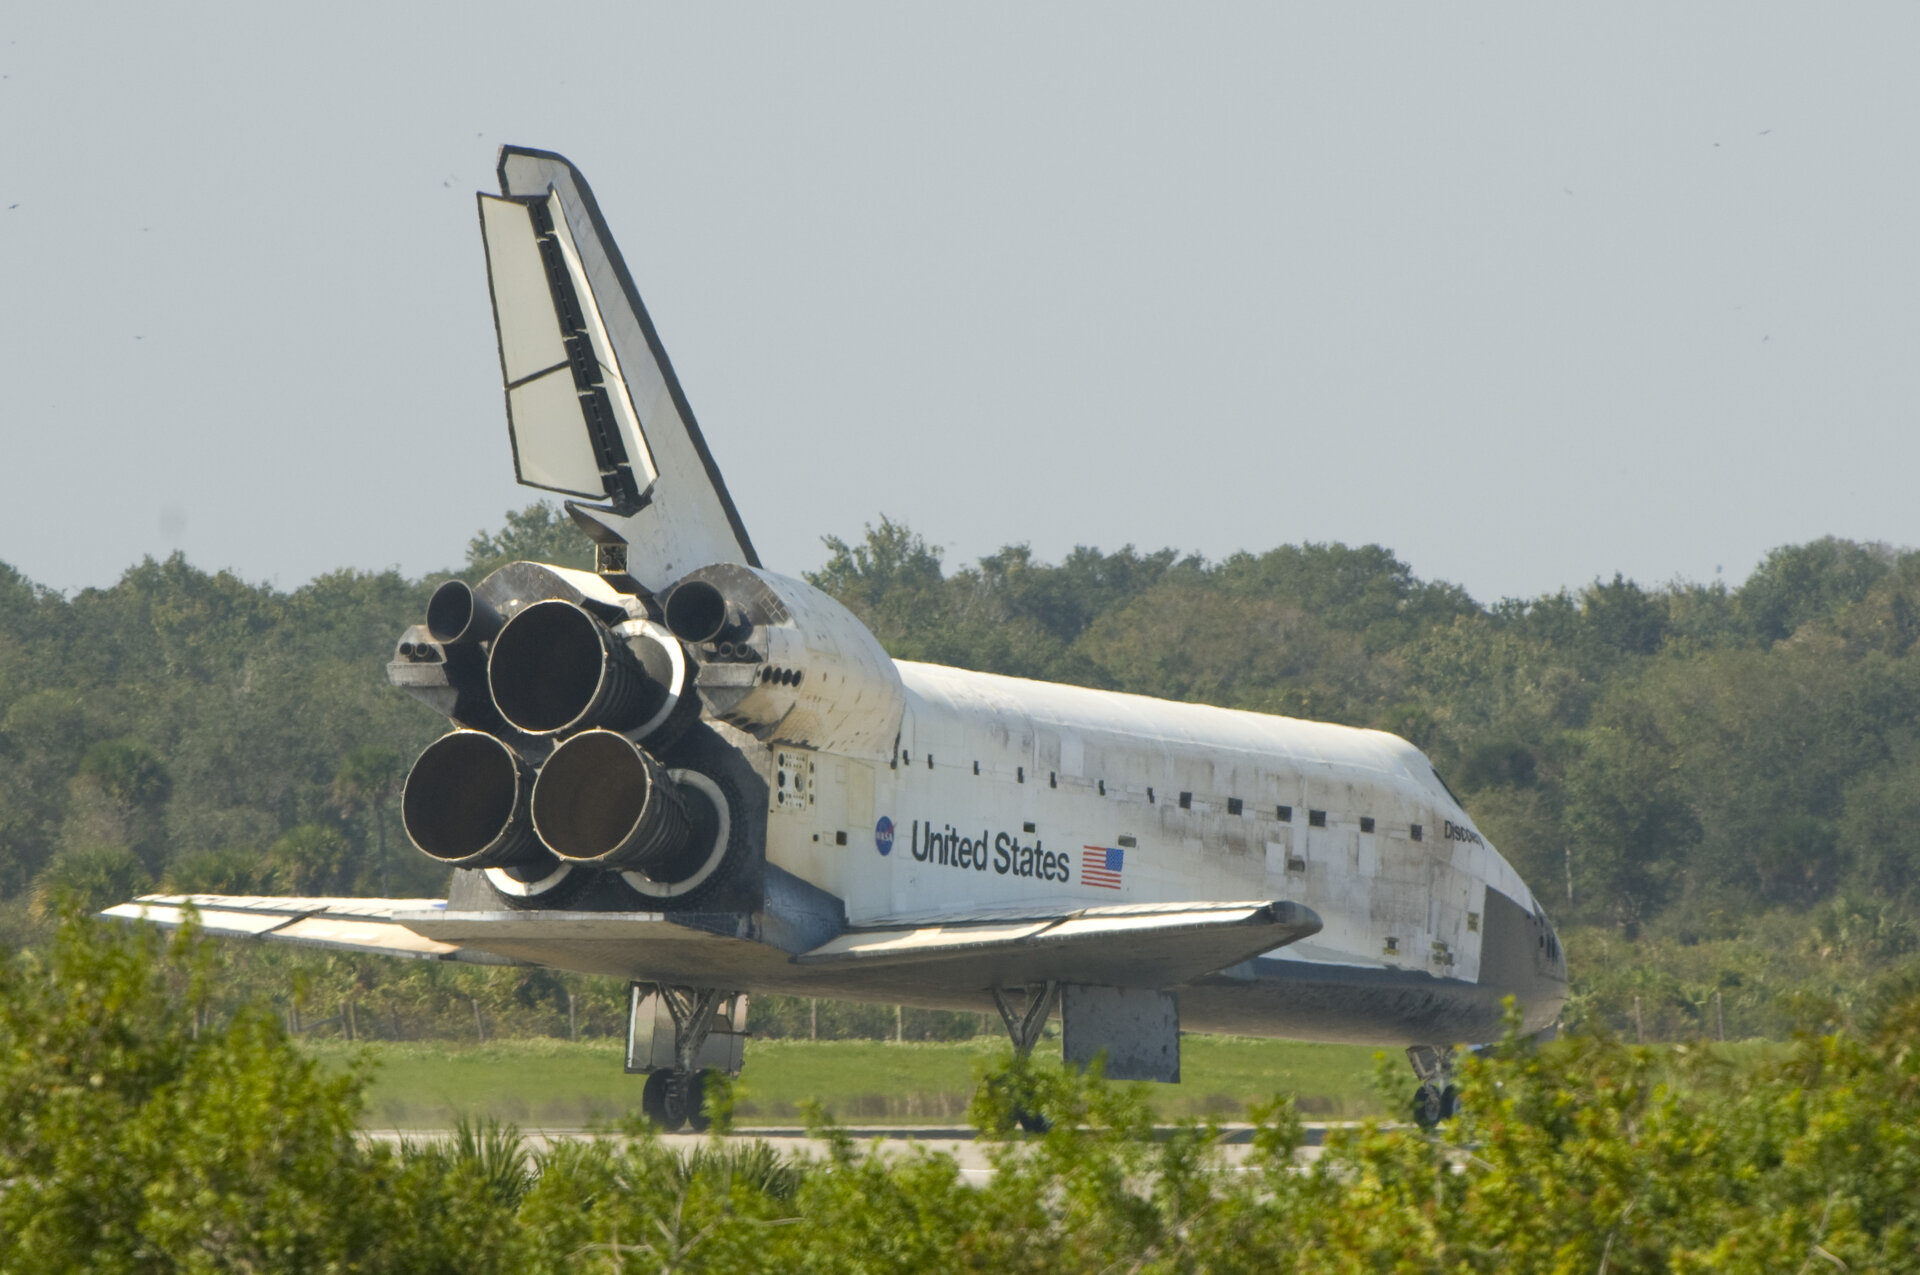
top-left (3, 4), bottom-right (1916, 603)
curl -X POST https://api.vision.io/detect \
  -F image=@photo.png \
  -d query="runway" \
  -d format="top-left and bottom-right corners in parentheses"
top-left (364, 1123), bottom-right (1338, 1179)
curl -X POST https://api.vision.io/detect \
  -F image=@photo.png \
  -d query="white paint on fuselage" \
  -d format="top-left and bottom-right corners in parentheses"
top-left (763, 660), bottom-right (1543, 988)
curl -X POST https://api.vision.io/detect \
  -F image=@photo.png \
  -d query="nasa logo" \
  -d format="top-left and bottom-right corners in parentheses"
top-left (875, 816), bottom-right (895, 856)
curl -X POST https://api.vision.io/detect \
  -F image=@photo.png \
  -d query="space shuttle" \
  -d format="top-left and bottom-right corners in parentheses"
top-left (110, 147), bottom-right (1566, 1130)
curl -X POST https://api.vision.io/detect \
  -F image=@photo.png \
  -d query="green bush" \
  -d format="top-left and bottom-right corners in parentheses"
top-left (5, 913), bottom-right (1919, 1271)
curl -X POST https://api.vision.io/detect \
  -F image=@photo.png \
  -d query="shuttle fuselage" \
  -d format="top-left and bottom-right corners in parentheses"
top-left (109, 145), bottom-right (1568, 1133)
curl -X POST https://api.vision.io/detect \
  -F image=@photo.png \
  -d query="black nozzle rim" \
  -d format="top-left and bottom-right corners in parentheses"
top-left (664, 579), bottom-right (733, 645)
top-left (427, 579), bottom-right (503, 646)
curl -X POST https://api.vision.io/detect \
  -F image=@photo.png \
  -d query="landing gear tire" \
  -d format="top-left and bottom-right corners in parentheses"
top-left (639, 1068), bottom-right (714, 1132)
top-left (642, 1069), bottom-right (674, 1128)
top-left (1411, 1081), bottom-right (1458, 1129)
top-left (683, 1070), bottom-right (713, 1133)
top-left (983, 1071), bottom-right (1052, 1135)
top-left (1015, 1108), bottom-right (1052, 1135)
top-left (661, 1072), bottom-right (692, 1131)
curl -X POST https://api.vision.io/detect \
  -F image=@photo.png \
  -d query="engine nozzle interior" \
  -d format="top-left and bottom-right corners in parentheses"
top-left (401, 730), bottom-right (546, 869)
top-left (531, 730), bottom-right (692, 870)
top-left (488, 599), bottom-right (650, 736)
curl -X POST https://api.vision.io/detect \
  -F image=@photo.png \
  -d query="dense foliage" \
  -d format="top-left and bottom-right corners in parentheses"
top-left (4, 504), bottom-right (1919, 1038)
top-left (4, 914), bottom-right (1918, 1273)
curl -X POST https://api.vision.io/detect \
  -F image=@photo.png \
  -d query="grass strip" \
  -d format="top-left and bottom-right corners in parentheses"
top-left (311, 1035), bottom-right (1392, 1128)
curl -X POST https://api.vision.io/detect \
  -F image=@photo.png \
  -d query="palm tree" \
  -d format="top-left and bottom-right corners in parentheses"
top-left (30, 844), bottom-right (152, 919)
top-left (331, 747), bottom-right (403, 895)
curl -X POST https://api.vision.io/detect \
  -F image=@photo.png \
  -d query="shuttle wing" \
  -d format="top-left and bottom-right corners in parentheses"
top-left (481, 146), bottom-right (758, 590)
top-left (396, 899), bottom-right (1318, 992)
top-left (100, 895), bottom-right (515, 964)
top-left (795, 899), bottom-right (1322, 989)
top-left (102, 877), bottom-right (842, 989)
top-left (104, 892), bottom-right (1318, 997)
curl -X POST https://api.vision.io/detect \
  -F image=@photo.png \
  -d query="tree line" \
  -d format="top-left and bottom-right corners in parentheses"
top-left (4, 504), bottom-right (1918, 1038)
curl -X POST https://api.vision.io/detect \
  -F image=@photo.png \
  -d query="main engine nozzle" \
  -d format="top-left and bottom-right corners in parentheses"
top-left (488, 599), bottom-right (651, 736)
top-left (401, 730), bottom-right (545, 869)
top-left (531, 730), bottom-right (693, 871)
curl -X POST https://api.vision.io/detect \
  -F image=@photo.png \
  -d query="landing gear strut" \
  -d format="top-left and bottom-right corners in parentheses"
top-left (990, 982), bottom-right (1059, 1133)
top-left (1406, 1044), bottom-right (1458, 1128)
top-left (626, 983), bottom-right (747, 1132)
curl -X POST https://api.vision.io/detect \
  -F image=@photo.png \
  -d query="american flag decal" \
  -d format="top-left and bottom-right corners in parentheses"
top-left (1082, 845), bottom-right (1124, 889)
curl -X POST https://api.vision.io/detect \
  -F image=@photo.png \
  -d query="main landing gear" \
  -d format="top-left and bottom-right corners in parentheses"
top-left (990, 982), bottom-right (1060, 1134)
top-left (1406, 1044), bottom-right (1458, 1128)
top-left (627, 983), bottom-right (748, 1133)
